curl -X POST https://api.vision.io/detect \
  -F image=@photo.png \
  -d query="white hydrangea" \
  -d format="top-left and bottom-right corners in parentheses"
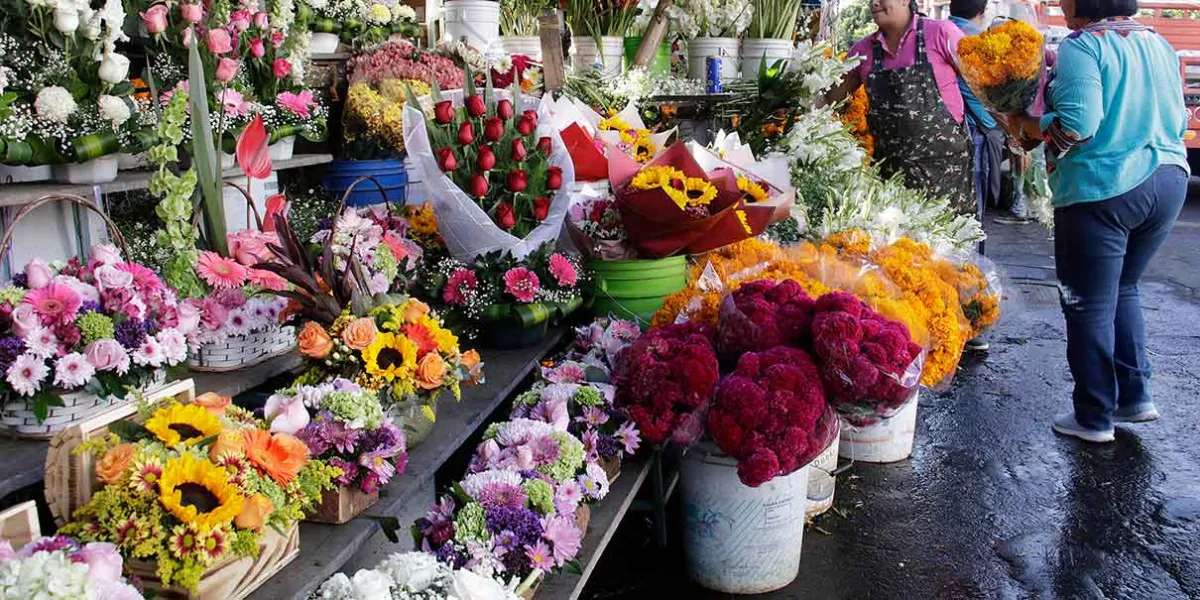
top-left (0, 548), bottom-right (89, 599)
top-left (391, 3), bottom-right (415, 21)
top-left (34, 86), bottom-right (77, 123)
top-left (97, 95), bottom-right (131, 126)
top-left (376, 552), bottom-right (446, 592)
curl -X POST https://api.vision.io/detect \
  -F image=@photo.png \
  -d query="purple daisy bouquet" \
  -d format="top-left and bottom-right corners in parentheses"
top-left (468, 419), bottom-right (612, 500)
top-left (264, 378), bottom-right (408, 494)
top-left (511, 382), bottom-right (641, 471)
top-left (0, 244), bottom-right (189, 425)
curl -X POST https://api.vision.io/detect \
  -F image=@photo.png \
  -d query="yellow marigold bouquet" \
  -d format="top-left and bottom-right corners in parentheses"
top-left (343, 79), bottom-right (432, 157)
top-left (930, 256), bottom-right (1002, 339)
top-left (840, 85), bottom-right (875, 158)
top-left (60, 394), bottom-right (339, 593)
top-left (958, 19), bottom-right (1045, 114)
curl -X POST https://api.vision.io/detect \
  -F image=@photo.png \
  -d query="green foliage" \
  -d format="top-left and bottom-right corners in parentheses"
top-left (838, 0), bottom-right (877, 52)
top-left (147, 90), bottom-right (204, 298)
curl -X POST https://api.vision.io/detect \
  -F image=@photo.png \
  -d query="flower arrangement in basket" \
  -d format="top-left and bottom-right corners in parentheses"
top-left (315, 551), bottom-right (522, 600)
top-left (263, 378), bottom-right (407, 523)
top-left (0, 201), bottom-right (187, 438)
top-left (0, 536), bottom-right (142, 599)
top-left (958, 19), bottom-right (1045, 114)
top-left (311, 206), bottom-right (425, 296)
top-left (59, 396), bottom-right (337, 595)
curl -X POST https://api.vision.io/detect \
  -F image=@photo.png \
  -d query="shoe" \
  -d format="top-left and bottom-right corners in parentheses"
top-left (965, 337), bottom-right (990, 352)
top-left (994, 215), bottom-right (1034, 225)
top-left (1051, 413), bottom-right (1115, 443)
top-left (1114, 404), bottom-right (1160, 423)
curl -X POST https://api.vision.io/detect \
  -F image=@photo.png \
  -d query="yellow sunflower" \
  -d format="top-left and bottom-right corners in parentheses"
top-left (630, 166), bottom-right (685, 191)
top-left (158, 454), bottom-right (245, 532)
top-left (633, 136), bottom-right (657, 164)
top-left (598, 116), bottom-right (632, 133)
top-left (737, 176), bottom-right (769, 203)
top-left (681, 177), bottom-right (717, 206)
top-left (362, 332), bottom-right (418, 381)
top-left (144, 403), bottom-right (224, 447)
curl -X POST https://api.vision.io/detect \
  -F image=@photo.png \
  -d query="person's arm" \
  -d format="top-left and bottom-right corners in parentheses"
top-left (937, 20), bottom-right (968, 79)
top-left (826, 69), bottom-right (863, 106)
top-left (1036, 40), bottom-right (1102, 154)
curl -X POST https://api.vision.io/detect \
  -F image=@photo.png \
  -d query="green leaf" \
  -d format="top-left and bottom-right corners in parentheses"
top-left (31, 390), bottom-right (64, 423)
top-left (564, 560), bottom-right (583, 575)
top-left (189, 41), bottom-right (228, 256)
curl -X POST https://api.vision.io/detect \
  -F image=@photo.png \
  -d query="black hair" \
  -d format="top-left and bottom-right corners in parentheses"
top-left (1073, 0), bottom-right (1138, 18)
top-left (949, 0), bottom-right (988, 19)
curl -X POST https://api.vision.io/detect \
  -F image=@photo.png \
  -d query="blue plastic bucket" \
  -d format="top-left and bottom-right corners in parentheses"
top-left (323, 159), bottom-right (408, 207)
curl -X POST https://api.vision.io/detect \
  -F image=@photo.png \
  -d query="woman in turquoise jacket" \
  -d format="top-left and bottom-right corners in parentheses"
top-left (1000, 0), bottom-right (1190, 443)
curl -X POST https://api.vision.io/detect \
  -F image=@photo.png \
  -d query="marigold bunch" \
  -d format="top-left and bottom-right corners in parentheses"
top-left (958, 20), bottom-right (1044, 113)
top-left (930, 257), bottom-right (1002, 338)
top-left (840, 85), bottom-right (874, 158)
top-left (615, 321), bottom-right (719, 445)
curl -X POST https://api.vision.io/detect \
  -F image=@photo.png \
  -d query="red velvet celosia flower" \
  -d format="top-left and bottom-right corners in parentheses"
top-left (615, 322), bottom-right (719, 445)
top-left (716, 279), bottom-right (814, 366)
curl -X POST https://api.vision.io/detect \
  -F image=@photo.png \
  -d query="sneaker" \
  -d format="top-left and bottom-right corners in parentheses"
top-left (994, 215), bottom-right (1034, 225)
top-left (1114, 404), bottom-right (1160, 423)
top-left (1052, 413), bottom-right (1115, 443)
top-left (965, 337), bottom-right (990, 352)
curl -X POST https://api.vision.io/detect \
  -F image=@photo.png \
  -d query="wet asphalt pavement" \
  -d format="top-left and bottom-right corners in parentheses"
top-left (585, 196), bottom-right (1200, 599)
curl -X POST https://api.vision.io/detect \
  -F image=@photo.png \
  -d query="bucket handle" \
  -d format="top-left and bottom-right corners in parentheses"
top-left (0, 194), bottom-right (131, 264)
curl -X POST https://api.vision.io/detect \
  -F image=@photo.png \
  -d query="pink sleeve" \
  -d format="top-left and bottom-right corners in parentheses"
top-left (933, 19), bottom-right (964, 63)
top-left (848, 37), bottom-right (872, 82)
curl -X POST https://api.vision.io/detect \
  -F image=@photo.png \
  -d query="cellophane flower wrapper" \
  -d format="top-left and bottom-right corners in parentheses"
top-left (693, 133), bottom-right (796, 224)
top-left (402, 93), bottom-right (575, 262)
top-left (715, 279), bottom-right (814, 368)
top-left (611, 143), bottom-right (778, 258)
top-left (564, 185), bottom-right (638, 261)
top-left (931, 251), bottom-right (1005, 340)
top-left (959, 20), bottom-right (1046, 114)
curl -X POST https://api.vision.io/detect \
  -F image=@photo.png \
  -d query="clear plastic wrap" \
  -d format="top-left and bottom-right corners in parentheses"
top-left (930, 251), bottom-right (1005, 340)
top-left (715, 279), bottom-right (814, 367)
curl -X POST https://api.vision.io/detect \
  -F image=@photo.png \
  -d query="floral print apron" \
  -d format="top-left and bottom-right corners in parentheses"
top-left (866, 17), bottom-right (976, 216)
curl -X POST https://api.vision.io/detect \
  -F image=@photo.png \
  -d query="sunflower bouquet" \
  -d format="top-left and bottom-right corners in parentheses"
top-left (60, 394), bottom-right (338, 593)
top-left (958, 19), bottom-right (1045, 114)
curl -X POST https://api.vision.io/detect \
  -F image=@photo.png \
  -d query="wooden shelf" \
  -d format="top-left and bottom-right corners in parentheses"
top-left (248, 330), bottom-right (565, 600)
top-left (0, 154), bottom-right (334, 207)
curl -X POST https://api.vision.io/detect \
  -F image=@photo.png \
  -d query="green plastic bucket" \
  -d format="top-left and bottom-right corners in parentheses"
top-left (589, 255), bottom-right (688, 325)
top-left (623, 36), bottom-right (671, 76)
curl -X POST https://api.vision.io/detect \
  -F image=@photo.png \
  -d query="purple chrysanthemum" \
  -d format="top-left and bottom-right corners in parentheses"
top-left (529, 435), bottom-right (560, 465)
top-left (477, 483), bottom-right (528, 510)
top-left (78, 300), bottom-right (103, 314)
top-left (485, 505), bottom-right (544, 576)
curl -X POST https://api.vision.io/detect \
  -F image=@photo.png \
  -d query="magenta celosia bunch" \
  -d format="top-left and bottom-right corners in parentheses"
top-left (346, 40), bottom-right (466, 89)
top-left (708, 346), bottom-right (836, 487)
top-left (615, 321), bottom-right (719, 446)
top-left (716, 279), bottom-right (814, 365)
top-left (811, 292), bottom-right (923, 426)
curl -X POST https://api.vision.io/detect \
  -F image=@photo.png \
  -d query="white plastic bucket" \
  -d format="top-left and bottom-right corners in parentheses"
top-left (269, 136), bottom-right (296, 161)
top-left (687, 37), bottom-right (740, 81)
top-left (116, 152), bottom-right (146, 170)
top-left (838, 392), bottom-right (920, 463)
top-left (220, 152), bottom-right (236, 170)
top-left (573, 36), bottom-right (624, 78)
top-left (52, 156), bottom-right (119, 184)
top-left (310, 32), bottom-right (340, 54)
top-left (501, 36), bottom-right (543, 61)
top-left (442, 0), bottom-right (500, 52)
top-left (740, 38), bottom-right (795, 77)
top-left (0, 164), bottom-right (53, 184)
top-left (681, 441), bottom-right (808, 594)
top-left (806, 423), bottom-right (840, 518)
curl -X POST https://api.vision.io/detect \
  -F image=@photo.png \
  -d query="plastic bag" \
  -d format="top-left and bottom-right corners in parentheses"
top-left (930, 251), bottom-right (1005, 340)
top-left (401, 93), bottom-right (575, 262)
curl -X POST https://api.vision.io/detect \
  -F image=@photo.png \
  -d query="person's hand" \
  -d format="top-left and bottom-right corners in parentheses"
top-left (1012, 152), bottom-right (1032, 171)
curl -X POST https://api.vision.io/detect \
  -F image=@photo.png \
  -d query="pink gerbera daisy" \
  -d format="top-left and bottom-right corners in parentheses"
top-left (526, 541), bottom-right (555, 570)
top-left (548, 254), bottom-right (578, 288)
top-left (443, 269), bottom-right (478, 306)
top-left (197, 252), bottom-right (249, 289)
top-left (247, 269), bottom-right (288, 292)
top-left (23, 283), bottom-right (82, 326)
top-left (502, 267), bottom-right (540, 303)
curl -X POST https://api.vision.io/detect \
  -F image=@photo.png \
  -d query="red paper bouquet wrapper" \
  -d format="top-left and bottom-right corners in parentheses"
top-left (560, 123), bottom-right (609, 182)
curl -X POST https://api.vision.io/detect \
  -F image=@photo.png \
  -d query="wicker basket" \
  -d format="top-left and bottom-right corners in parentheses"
top-left (599, 455), bottom-right (621, 485)
top-left (187, 326), bottom-right (296, 372)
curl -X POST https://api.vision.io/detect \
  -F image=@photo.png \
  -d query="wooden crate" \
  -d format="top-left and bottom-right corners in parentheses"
top-left (126, 523), bottom-right (300, 600)
top-left (306, 486), bottom-right (380, 525)
top-left (0, 501), bottom-right (40, 550)
top-left (43, 379), bottom-right (196, 527)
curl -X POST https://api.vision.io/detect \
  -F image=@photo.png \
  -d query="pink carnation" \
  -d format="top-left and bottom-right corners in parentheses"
top-left (443, 269), bottom-right (477, 306)
top-left (276, 90), bottom-right (316, 119)
top-left (503, 267), bottom-right (540, 303)
top-left (548, 254), bottom-right (578, 288)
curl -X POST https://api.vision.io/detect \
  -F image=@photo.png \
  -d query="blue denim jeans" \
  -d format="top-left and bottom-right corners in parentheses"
top-left (1054, 164), bottom-right (1189, 430)
top-left (970, 125), bottom-right (986, 255)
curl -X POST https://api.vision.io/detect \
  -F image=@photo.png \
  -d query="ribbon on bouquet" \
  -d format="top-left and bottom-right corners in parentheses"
top-left (70, 131), bottom-right (121, 163)
top-left (311, 16), bottom-right (343, 34)
top-left (483, 296), bottom-right (585, 329)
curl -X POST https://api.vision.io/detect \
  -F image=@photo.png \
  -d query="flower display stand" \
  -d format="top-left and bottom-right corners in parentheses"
top-left (307, 486), bottom-right (381, 525)
top-left (126, 523), bottom-right (299, 600)
top-left (43, 379), bottom-right (196, 527)
top-left (1, 370), bottom-right (170, 440)
top-left (187, 326), bottom-right (296, 372)
top-left (0, 501), bottom-right (40, 550)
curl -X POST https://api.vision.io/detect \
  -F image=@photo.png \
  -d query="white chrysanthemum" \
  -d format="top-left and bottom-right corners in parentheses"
top-left (6, 354), bottom-right (48, 397)
top-left (53, 352), bottom-right (95, 388)
top-left (155, 329), bottom-right (187, 364)
top-left (97, 95), bottom-right (131, 126)
top-left (224, 306), bottom-right (253, 336)
top-left (460, 468), bottom-right (524, 499)
top-left (34, 86), bottom-right (77, 123)
top-left (493, 55), bottom-right (513, 75)
top-left (495, 418), bottom-right (558, 447)
top-left (314, 573), bottom-right (357, 599)
top-left (390, 3), bottom-right (415, 21)
top-left (23, 327), bottom-right (59, 360)
top-left (132, 338), bottom-right (165, 368)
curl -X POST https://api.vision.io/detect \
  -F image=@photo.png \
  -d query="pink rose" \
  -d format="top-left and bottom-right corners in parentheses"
top-left (90, 243), bottom-right (122, 265)
top-left (477, 439), bottom-right (500, 465)
top-left (177, 300), bottom-right (202, 335)
top-left (24, 259), bottom-right (52, 290)
top-left (206, 28), bottom-right (233, 54)
top-left (270, 31), bottom-right (285, 48)
top-left (229, 9), bottom-right (251, 32)
top-left (253, 11), bottom-right (269, 29)
top-left (182, 26), bottom-right (194, 48)
top-left (215, 57), bottom-right (239, 82)
top-left (94, 264), bottom-right (134, 291)
top-left (272, 58), bottom-right (291, 79)
top-left (226, 230), bottom-right (277, 266)
top-left (249, 37), bottom-right (265, 58)
top-left (77, 542), bottom-right (123, 583)
top-left (263, 393), bottom-right (310, 435)
top-left (179, 3), bottom-right (202, 23)
top-left (140, 4), bottom-right (168, 34)
top-left (10, 304), bottom-right (38, 337)
top-left (84, 340), bottom-right (130, 373)
top-left (199, 297), bottom-right (230, 331)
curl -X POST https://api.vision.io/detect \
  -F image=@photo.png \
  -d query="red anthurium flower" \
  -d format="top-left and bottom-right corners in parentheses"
top-left (477, 145), bottom-right (496, 171)
top-left (436, 147), bottom-right (457, 172)
top-left (497, 99), bottom-right (514, 120)
top-left (496, 202), bottom-right (516, 230)
top-left (516, 115), bottom-right (535, 136)
top-left (484, 117), bottom-right (504, 143)
top-left (533, 196), bottom-right (550, 221)
top-left (511, 138), bottom-right (527, 161)
top-left (537, 136), bottom-right (553, 156)
top-left (546, 166), bottom-right (563, 191)
top-left (236, 114), bottom-right (272, 180)
top-left (434, 101), bottom-right (455, 124)
top-left (465, 94), bottom-right (487, 117)
top-left (458, 121), bottom-right (475, 145)
top-left (468, 173), bottom-right (489, 197)
top-left (507, 169), bottom-right (528, 193)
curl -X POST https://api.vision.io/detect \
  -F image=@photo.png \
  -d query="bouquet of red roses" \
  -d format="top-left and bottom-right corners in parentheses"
top-left (716, 279), bottom-right (814, 366)
top-left (811, 292), bottom-right (924, 426)
top-left (402, 78), bottom-right (574, 262)
top-left (615, 321), bottom-right (719, 445)
top-left (708, 346), bottom-right (838, 487)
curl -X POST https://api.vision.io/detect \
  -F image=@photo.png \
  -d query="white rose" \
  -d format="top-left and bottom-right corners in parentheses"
top-left (98, 52), bottom-right (130, 84)
top-left (0, 67), bottom-right (8, 95)
top-left (94, 264), bottom-right (134, 290)
top-left (81, 10), bottom-right (102, 40)
top-left (349, 569), bottom-right (393, 600)
top-left (97, 95), bottom-right (131, 126)
top-left (54, 6), bottom-right (79, 32)
top-left (34, 86), bottom-right (77, 123)
top-left (380, 553), bottom-right (442, 592)
top-left (315, 573), bottom-right (355, 599)
top-left (450, 569), bottom-right (510, 600)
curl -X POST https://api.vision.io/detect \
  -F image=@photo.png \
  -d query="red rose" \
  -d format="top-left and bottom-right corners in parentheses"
top-left (496, 202), bottom-right (516, 229)
top-left (477, 145), bottom-right (496, 171)
top-left (496, 99), bottom-right (514, 120)
top-left (533, 196), bottom-right (550, 221)
top-left (465, 94), bottom-right (487, 117)
top-left (436, 147), bottom-right (457, 172)
top-left (506, 169), bottom-right (528, 193)
top-left (537, 136), bottom-right (553, 156)
top-left (516, 115), bottom-right (535, 136)
top-left (468, 173), bottom-right (489, 197)
top-left (511, 138), bottom-right (527, 161)
top-left (484, 117), bottom-right (504, 142)
top-left (457, 121), bottom-right (475, 145)
top-left (546, 166), bottom-right (563, 190)
top-left (434, 101), bottom-right (455, 124)
top-left (522, 109), bottom-right (539, 128)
